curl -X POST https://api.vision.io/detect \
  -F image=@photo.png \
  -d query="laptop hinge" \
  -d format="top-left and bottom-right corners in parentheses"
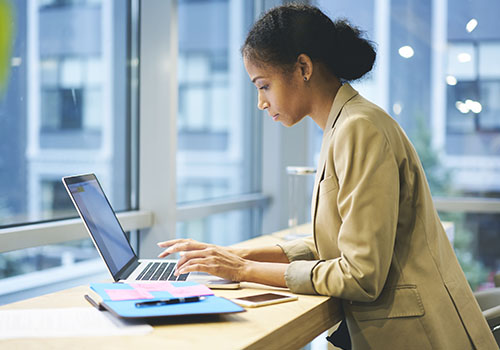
top-left (115, 258), bottom-right (140, 281)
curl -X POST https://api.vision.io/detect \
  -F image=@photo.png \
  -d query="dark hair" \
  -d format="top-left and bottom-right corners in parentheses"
top-left (242, 4), bottom-right (376, 81)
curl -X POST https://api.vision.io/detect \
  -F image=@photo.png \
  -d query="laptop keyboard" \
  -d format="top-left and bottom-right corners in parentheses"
top-left (136, 262), bottom-right (189, 281)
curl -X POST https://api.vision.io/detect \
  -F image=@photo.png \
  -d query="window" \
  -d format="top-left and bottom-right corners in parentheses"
top-left (446, 41), bottom-right (500, 155)
top-left (177, 208), bottom-right (261, 246)
top-left (176, 0), bottom-right (262, 243)
top-left (315, 0), bottom-right (500, 290)
top-left (0, 0), bottom-right (132, 227)
top-left (0, 0), bottom-right (137, 303)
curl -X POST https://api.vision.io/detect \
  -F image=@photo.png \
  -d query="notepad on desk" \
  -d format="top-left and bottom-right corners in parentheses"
top-left (87, 281), bottom-right (245, 319)
top-left (0, 307), bottom-right (152, 339)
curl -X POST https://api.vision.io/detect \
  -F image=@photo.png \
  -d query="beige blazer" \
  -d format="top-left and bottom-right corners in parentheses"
top-left (279, 83), bottom-right (497, 349)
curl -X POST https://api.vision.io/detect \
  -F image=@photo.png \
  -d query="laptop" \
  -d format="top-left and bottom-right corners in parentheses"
top-left (62, 173), bottom-right (239, 289)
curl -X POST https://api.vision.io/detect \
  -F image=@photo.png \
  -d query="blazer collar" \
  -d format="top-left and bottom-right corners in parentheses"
top-left (316, 82), bottom-right (359, 178)
top-left (310, 83), bottom-right (359, 230)
top-left (324, 82), bottom-right (359, 133)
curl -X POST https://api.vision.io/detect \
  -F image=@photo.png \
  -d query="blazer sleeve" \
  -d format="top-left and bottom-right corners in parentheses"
top-left (286, 116), bottom-right (400, 301)
top-left (278, 235), bottom-right (319, 261)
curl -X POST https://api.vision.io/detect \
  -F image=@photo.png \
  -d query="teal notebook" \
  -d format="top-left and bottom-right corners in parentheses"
top-left (88, 282), bottom-right (245, 319)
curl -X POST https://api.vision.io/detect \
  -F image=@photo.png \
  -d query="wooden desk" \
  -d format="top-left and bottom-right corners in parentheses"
top-left (0, 225), bottom-right (341, 350)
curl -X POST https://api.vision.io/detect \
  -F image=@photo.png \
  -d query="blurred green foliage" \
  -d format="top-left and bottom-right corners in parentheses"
top-left (439, 212), bottom-right (489, 290)
top-left (0, 0), bottom-right (14, 95)
top-left (411, 115), bottom-right (489, 291)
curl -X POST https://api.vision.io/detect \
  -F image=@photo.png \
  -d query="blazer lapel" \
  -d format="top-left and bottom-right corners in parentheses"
top-left (311, 83), bottom-right (359, 227)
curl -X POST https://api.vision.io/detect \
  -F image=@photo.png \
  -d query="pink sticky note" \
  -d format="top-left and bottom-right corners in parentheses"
top-left (168, 284), bottom-right (214, 298)
top-left (130, 282), bottom-right (174, 291)
top-left (105, 288), bottom-right (154, 301)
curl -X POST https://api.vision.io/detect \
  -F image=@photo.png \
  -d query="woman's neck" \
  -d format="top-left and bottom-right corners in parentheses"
top-left (308, 70), bottom-right (342, 131)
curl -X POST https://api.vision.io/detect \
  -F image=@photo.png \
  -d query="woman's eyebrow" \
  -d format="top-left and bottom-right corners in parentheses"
top-left (251, 76), bottom-right (264, 83)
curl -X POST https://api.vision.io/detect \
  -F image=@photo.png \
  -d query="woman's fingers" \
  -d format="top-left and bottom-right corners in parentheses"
top-left (156, 239), bottom-right (246, 280)
top-left (175, 258), bottom-right (213, 275)
top-left (177, 258), bottom-right (235, 280)
top-left (157, 250), bottom-right (171, 258)
top-left (175, 247), bottom-right (215, 270)
top-left (174, 247), bottom-right (247, 281)
top-left (156, 239), bottom-right (185, 257)
top-left (157, 238), bottom-right (194, 248)
top-left (156, 239), bottom-right (211, 258)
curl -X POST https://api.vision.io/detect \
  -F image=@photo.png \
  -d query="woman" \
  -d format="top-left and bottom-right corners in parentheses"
top-left (158, 5), bottom-right (496, 349)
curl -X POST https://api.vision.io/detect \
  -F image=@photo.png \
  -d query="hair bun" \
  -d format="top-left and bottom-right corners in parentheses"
top-left (330, 19), bottom-right (376, 81)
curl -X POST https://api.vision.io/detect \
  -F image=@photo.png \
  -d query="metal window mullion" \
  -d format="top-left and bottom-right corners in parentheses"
top-left (433, 197), bottom-right (500, 213)
top-left (176, 193), bottom-right (271, 222)
top-left (0, 210), bottom-right (154, 254)
top-left (138, 0), bottom-right (178, 258)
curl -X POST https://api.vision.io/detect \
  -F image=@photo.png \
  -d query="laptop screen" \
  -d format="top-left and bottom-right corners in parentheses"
top-left (64, 174), bottom-right (135, 276)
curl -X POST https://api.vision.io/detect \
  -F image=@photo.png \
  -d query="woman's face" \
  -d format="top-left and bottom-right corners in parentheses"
top-left (244, 57), bottom-right (310, 127)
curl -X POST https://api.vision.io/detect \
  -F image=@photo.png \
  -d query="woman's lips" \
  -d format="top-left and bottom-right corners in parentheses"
top-left (272, 114), bottom-right (279, 121)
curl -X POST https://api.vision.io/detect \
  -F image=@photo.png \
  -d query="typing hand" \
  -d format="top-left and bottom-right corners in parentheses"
top-left (157, 239), bottom-right (249, 282)
top-left (157, 238), bottom-right (213, 258)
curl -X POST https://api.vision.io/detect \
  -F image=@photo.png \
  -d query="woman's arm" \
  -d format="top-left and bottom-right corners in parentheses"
top-left (158, 239), bottom-right (289, 263)
top-left (156, 239), bottom-right (289, 287)
top-left (239, 260), bottom-right (289, 287)
top-left (229, 245), bottom-right (290, 263)
top-left (176, 247), bottom-right (289, 287)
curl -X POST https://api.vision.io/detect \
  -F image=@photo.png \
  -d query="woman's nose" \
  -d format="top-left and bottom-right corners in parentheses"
top-left (258, 98), bottom-right (269, 110)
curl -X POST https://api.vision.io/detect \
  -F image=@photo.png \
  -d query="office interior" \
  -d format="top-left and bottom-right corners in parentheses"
top-left (0, 0), bottom-right (499, 348)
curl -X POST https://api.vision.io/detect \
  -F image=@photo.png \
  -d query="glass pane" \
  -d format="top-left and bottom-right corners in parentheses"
top-left (0, 239), bottom-right (101, 280)
top-left (314, 0), bottom-right (500, 290)
top-left (0, 0), bottom-right (137, 304)
top-left (0, 237), bottom-right (111, 306)
top-left (478, 81), bottom-right (500, 130)
top-left (447, 43), bottom-right (477, 80)
top-left (0, 0), bottom-right (133, 227)
top-left (479, 42), bottom-right (500, 79)
top-left (176, 0), bottom-right (258, 203)
top-left (177, 208), bottom-right (261, 246)
top-left (439, 212), bottom-right (500, 291)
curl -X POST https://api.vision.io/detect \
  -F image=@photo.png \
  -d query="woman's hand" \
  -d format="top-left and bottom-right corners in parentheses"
top-left (157, 238), bottom-right (215, 258)
top-left (157, 238), bottom-right (289, 287)
top-left (157, 239), bottom-right (250, 281)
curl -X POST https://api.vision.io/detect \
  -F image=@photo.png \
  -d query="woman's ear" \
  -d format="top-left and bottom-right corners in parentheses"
top-left (297, 54), bottom-right (313, 82)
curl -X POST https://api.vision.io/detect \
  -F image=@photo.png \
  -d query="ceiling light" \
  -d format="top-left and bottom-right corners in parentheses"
top-left (471, 102), bottom-right (482, 113)
top-left (456, 100), bottom-right (482, 114)
top-left (392, 103), bottom-right (402, 115)
top-left (457, 53), bottom-right (472, 63)
top-left (398, 46), bottom-right (414, 59)
top-left (465, 99), bottom-right (482, 113)
top-left (455, 101), bottom-right (469, 114)
top-left (466, 19), bottom-right (478, 33)
top-left (446, 75), bottom-right (457, 85)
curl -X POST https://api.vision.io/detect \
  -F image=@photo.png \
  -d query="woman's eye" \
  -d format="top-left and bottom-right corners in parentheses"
top-left (259, 85), bottom-right (269, 90)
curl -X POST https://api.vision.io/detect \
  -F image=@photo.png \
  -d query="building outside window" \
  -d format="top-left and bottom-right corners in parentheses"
top-left (176, 0), bottom-right (261, 246)
top-left (0, 0), bottom-right (134, 304)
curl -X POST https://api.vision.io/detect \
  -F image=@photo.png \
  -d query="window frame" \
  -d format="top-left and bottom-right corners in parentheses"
top-left (138, 0), bottom-right (271, 256)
